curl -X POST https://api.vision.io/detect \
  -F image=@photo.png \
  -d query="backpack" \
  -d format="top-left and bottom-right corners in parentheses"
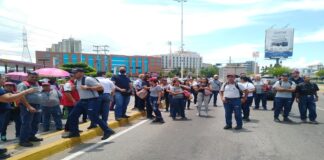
top-left (75, 76), bottom-right (104, 96)
top-left (223, 82), bottom-right (243, 98)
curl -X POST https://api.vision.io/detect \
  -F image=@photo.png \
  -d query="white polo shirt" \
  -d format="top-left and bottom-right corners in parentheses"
top-left (96, 77), bottom-right (115, 94)
top-left (239, 82), bottom-right (255, 97)
top-left (220, 82), bottom-right (246, 98)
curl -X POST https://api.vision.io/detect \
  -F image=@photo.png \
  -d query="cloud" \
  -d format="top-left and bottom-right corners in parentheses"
top-left (205, 0), bottom-right (265, 5)
top-left (295, 28), bottom-right (324, 43)
top-left (282, 57), bottom-right (322, 68)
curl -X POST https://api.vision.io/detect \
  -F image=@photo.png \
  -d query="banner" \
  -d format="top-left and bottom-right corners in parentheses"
top-left (265, 28), bottom-right (294, 58)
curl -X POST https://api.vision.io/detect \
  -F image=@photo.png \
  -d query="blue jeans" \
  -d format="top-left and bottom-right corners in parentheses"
top-left (299, 95), bottom-right (317, 121)
top-left (210, 91), bottom-right (219, 105)
top-left (274, 97), bottom-right (292, 118)
top-left (170, 98), bottom-right (185, 118)
top-left (42, 105), bottom-right (63, 130)
top-left (114, 92), bottom-right (131, 118)
top-left (91, 93), bottom-right (111, 126)
top-left (242, 96), bottom-right (253, 119)
top-left (168, 95), bottom-right (173, 113)
top-left (68, 98), bottom-right (113, 135)
top-left (19, 104), bottom-right (41, 143)
top-left (64, 106), bottom-right (74, 131)
top-left (254, 93), bottom-right (267, 109)
top-left (145, 93), bottom-right (153, 118)
top-left (150, 97), bottom-right (163, 120)
top-left (223, 98), bottom-right (242, 127)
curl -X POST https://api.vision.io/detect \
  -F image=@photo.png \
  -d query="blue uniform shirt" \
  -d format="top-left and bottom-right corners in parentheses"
top-left (111, 74), bottom-right (131, 90)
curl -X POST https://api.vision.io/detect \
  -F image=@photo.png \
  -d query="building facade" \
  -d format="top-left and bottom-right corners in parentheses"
top-left (160, 51), bottom-right (202, 70)
top-left (219, 63), bottom-right (247, 81)
top-left (36, 51), bottom-right (161, 76)
top-left (244, 61), bottom-right (259, 74)
top-left (46, 38), bottom-right (82, 53)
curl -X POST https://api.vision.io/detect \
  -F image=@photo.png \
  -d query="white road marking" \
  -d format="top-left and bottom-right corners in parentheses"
top-left (61, 119), bottom-right (149, 160)
top-left (317, 107), bottom-right (324, 111)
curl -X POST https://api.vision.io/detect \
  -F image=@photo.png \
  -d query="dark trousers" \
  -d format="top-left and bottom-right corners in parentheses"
top-left (146, 95), bottom-right (153, 118)
top-left (68, 98), bottom-right (113, 135)
top-left (42, 105), bottom-right (63, 130)
top-left (274, 97), bottom-right (292, 118)
top-left (134, 91), bottom-right (139, 109)
top-left (171, 98), bottom-right (185, 118)
top-left (91, 93), bottom-right (111, 126)
top-left (135, 94), bottom-right (145, 111)
top-left (0, 109), bottom-right (21, 137)
top-left (210, 91), bottom-right (219, 105)
top-left (164, 93), bottom-right (170, 111)
top-left (193, 92), bottom-right (198, 104)
top-left (299, 95), bottom-right (317, 121)
top-left (150, 97), bottom-right (163, 120)
top-left (64, 106), bottom-right (74, 131)
top-left (242, 96), bottom-right (253, 119)
top-left (186, 99), bottom-right (191, 109)
top-left (223, 98), bottom-right (242, 127)
top-left (19, 104), bottom-right (41, 143)
top-left (254, 93), bottom-right (267, 109)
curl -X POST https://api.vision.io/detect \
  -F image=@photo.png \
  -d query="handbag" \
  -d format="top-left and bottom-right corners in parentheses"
top-left (183, 90), bottom-right (191, 98)
top-left (136, 89), bottom-right (148, 99)
top-left (204, 89), bottom-right (212, 96)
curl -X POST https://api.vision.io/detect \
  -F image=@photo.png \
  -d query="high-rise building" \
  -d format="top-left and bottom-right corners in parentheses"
top-left (244, 61), bottom-right (259, 74)
top-left (48, 38), bottom-right (82, 53)
top-left (160, 51), bottom-right (202, 70)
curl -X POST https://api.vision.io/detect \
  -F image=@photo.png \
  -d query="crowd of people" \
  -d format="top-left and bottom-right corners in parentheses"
top-left (0, 67), bottom-right (321, 159)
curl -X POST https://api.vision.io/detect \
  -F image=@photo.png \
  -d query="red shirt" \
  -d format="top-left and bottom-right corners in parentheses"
top-left (61, 80), bottom-right (80, 107)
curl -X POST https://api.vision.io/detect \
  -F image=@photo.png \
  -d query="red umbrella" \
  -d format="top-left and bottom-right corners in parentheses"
top-left (5, 72), bottom-right (28, 81)
top-left (35, 68), bottom-right (70, 77)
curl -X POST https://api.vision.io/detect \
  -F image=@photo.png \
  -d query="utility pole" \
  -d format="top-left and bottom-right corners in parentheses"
top-left (93, 45), bottom-right (100, 71)
top-left (103, 45), bottom-right (109, 71)
top-left (22, 27), bottom-right (32, 62)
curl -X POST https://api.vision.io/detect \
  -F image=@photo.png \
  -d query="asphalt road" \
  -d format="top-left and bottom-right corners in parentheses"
top-left (49, 94), bottom-right (324, 160)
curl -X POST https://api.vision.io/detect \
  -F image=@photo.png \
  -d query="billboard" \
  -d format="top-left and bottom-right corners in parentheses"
top-left (265, 28), bottom-right (294, 58)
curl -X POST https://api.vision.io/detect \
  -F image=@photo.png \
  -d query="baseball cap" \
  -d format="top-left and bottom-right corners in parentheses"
top-left (4, 82), bottom-right (15, 86)
top-left (71, 68), bottom-right (84, 73)
top-left (41, 82), bottom-right (51, 86)
top-left (281, 73), bottom-right (289, 77)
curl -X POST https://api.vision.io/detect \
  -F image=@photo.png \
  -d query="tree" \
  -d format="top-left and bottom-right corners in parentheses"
top-left (268, 66), bottom-right (291, 77)
top-left (106, 72), bottom-right (113, 78)
top-left (60, 63), bottom-right (97, 77)
top-left (200, 66), bottom-right (219, 78)
top-left (316, 69), bottom-right (324, 77)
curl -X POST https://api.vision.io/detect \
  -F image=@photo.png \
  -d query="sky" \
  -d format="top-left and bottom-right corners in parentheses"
top-left (0, 0), bottom-right (324, 69)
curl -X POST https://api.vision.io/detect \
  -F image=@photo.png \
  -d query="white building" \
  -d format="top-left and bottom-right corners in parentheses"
top-left (160, 51), bottom-right (202, 70)
top-left (47, 38), bottom-right (82, 53)
top-left (219, 63), bottom-right (246, 81)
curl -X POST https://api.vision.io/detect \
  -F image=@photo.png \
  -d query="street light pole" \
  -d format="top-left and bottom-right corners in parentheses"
top-left (175, 0), bottom-right (186, 79)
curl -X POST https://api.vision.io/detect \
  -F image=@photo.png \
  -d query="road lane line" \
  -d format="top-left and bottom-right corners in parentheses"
top-left (61, 119), bottom-right (149, 160)
top-left (317, 107), bottom-right (324, 111)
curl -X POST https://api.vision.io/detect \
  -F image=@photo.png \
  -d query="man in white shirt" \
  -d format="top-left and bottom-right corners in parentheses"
top-left (239, 76), bottom-right (255, 122)
top-left (220, 73), bottom-right (248, 130)
top-left (88, 71), bottom-right (115, 129)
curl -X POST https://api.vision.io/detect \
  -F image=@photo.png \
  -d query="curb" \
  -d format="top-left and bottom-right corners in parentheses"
top-left (8, 112), bottom-right (145, 160)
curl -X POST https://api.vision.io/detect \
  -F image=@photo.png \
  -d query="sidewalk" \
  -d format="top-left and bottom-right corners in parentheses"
top-left (3, 98), bottom-right (145, 160)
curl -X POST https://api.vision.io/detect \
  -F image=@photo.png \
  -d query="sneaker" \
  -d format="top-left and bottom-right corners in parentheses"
top-left (180, 117), bottom-right (188, 120)
top-left (19, 141), bottom-right (33, 147)
top-left (234, 126), bottom-right (243, 130)
top-left (159, 119), bottom-right (165, 123)
top-left (245, 118), bottom-right (251, 122)
top-left (213, 104), bottom-right (217, 107)
top-left (115, 118), bottom-right (122, 121)
top-left (152, 119), bottom-right (160, 123)
top-left (0, 148), bottom-right (7, 155)
top-left (29, 136), bottom-right (43, 142)
top-left (0, 153), bottom-right (10, 159)
top-left (309, 120), bottom-right (319, 124)
top-left (223, 125), bottom-right (232, 130)
top-left (62, 133), bottom-right (80, 139)
top-left (87, 125), bottom-right (97, 130)
top-left (301, 119), bottom-right (307, 123)
top-left (1, 135), bottom-right (7, 142)
top-left (101, 132), bottom-right (114, 140)
top-left (274, 118), bottom-right (281, 122)
top-left (122, 115), bottom-right (130, 118)
top-left (283, 117), bottom-right (293, 123)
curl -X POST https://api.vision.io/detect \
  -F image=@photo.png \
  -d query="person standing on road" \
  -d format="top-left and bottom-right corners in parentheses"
top-left (183, 80), bottom-right (192, 110)
top-left (170, 78), bottom-right (187, 120)
top-left (209, 75), bottom-right (221, 107)
top-left (239, 76), bottom-right (255, 122)
top-left (196, 77), bottom-right (212, 117)
top-left (134, 74), bottom-right (146, 112)
top-left (289, 70), bottom-right (304, 114)
top-left (148, 78), bottom-right (165, 123)
top-left (111, 66), bottom-right (133, 121)
top-left (220, 74), bottom-right (248, 130)
top-left (296, 75), bottom-right (319, 124)
top-left (62, 68), bottom-right (115, 140)
top-left (0, 74), bottom-right (38, 158)
top-left (273, 73), bottom-right (296, 122)
top-left (143, 74), bottom-right (154, 119)
top-left (40, 82), bottom-right (63, 132)
top-left (61, 72), bottom-right (81, 132)
top-left (253, 76), bottom-right (268, 110)
top-left (87, 71), bottom-right (115, 129)
top-left (161, 78), bottom-right (171, 112)
top-left (17, 71), bottom-right (44, 147)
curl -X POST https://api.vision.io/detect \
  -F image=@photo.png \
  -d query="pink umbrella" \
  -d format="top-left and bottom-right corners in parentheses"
top-left (5, 72), bottom-right (28, 81)
top-left (35, 68), bottom-right (70, 77)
